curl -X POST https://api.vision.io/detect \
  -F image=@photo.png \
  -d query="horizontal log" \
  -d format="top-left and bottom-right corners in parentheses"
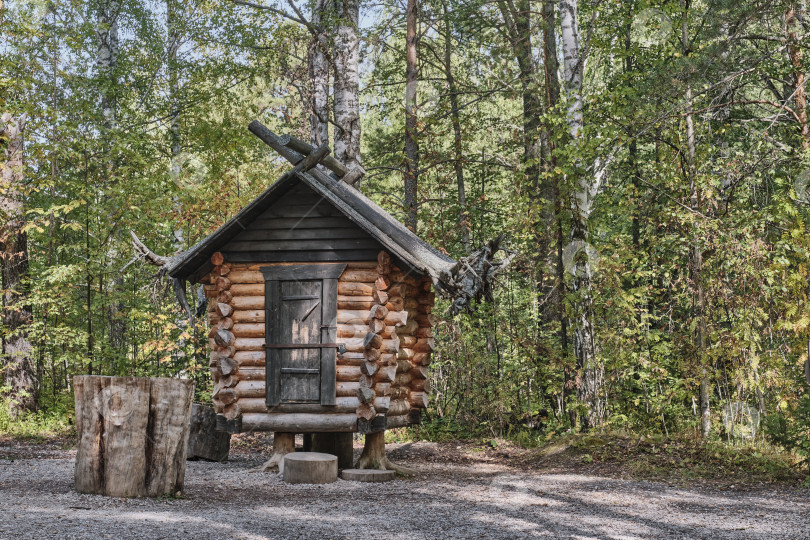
top-left (236, 380), bottom-right (265, 398)
top-left (375, 382), bottom-right (391, 396)
top-left (375, 275), bottom-right (390, 291)
top-left (220, 264), bottom-right (230, 276)
top-left (370, 304), bottom-right (388, 320)
top-left (389, 272), bottom-right (420, 286)
top-left (396, 359), bottom-right (413, 374)
top-left (337, 310), bottom-right (371, 324)
top-left (233, 310), bottom-right (264, 323)
top-left (413, 352), bottom-right (431, 366)
top-left (386, 414), bottom-right (410, 429)
top-left (415, 327), bottom-right (433, 338)
top-left (409, 365), bottom-right (428, 379)
top-left (337, 365), bottom-right (362, 381)
top-left (337, 381), bottom-right (360, 397)
top-left (214, 329), bottom-right (235, 348)
top-left (395, 373), bottom-right (412, 387)
top-left (337, 324), bottom-right (370, 338)
top-left (381, 337), bottom-right (400, 354)
top-left (397, 347), bottom-right (414, 360)
top-left (234, 350), bottom-right (265, 366)
top-left (404, 298), bottom-right (418, 309)
top-left (235, 337), bottom-right (265, 351)
top-left (231, 283), bottom-right (264, 296)
top-left (220, 357), bottom-right (237, 376)
top-left (233, 323), bottom-right (264, 338)
top-left (338, 353), bottom-right (364, 367)
top-left (216, 276), bottom-right (231, 291)
top-left (374, 396), bottom-right (390, 412)
top-left (204, 288), bottom-right (218, 299)
top-left (216, 303), bottom-right (232, 318)
top-left (363, 332), bottom-right (382, 349)
top-left (373, 289), bottom-right (388, 305)
top-left (338, 282), bottom-right (374, 296)
top-left (387, 284), bottom-right (409, 297)
top-left (400, 336), bottom-right (417, 348)
top-left (337, 296), bottom-right (375, 310)
top-left (391, 387), bottom-right (408, 400)
top-left (356, 403), bottom-right (375, 421)
top-left (412, 378), bottom-right (429, 392)
top-left (211, 252), bottom-right (225, 266)
top-left (385, 297), bottom-right (405, 311)
top-left (386, 310), bottom-right (408, 327)
top-left (237, 367), bottom-right (265, 380)
top-left (227, 270), bottom-right (264, 284)
top-left (396, 319), bottom-right (418, 335)
top-left (217, 317), bottom-right (234, 331)
top-left (241, 413), bottom-right (358, 432)
top-left (340, 269), bottom-right (378, 282)
top-left (345, 261), bottom-right (378, 269)
top-left (414, 338), bottom-right (435, 353)
top-left (217, 290), bottom-right (233, 304)
top-left (374, 365), bottom-right (396, 383)
top-left (419, 292), bottom-right (436, 304)
top-left (239, 397), bottom-right (358, 414)
top-left (409, 391), bottom-right (429, 409)
top-left (231, 296), bottom-right (264, 310)
top-left (388, 399), bottom-right (411, 417)
top-left (379, 353), bottom-right (397, 366)
top-left (361, 360), bottom-right (378, 377)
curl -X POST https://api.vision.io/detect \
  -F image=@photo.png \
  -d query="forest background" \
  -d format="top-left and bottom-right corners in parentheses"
top-left (1, 0), bottom-right (809, 467)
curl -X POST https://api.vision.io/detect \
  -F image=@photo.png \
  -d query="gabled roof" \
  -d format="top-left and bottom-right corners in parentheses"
top-left (168, 165), bottom-right (458, 287)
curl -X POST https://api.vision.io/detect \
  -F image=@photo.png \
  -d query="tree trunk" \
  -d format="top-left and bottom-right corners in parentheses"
top-left (97, 1), bottom-right (119, 131)
top-left (680, 0), bottom-right (710, 439)
top-left (309, 0), bottom-right (330, 147)
top-left (73, 376), bottom-right (195, 497)
top-left (442, 0), bottom-right (469, 252)
top-left (403, 0), bottom-right (419, 231)
top-left (559, 0), bottom-right (604, 429)
top-left (332, 0), bottom-right (362, 175)
top-left (260, 432), bottom-right (295, 472)
top-left (787, 6), bottom-right (809, 150)
top-left (355, 431), bottom-right (415, 474)
top-left (0, 113), bottom-right (35, 415)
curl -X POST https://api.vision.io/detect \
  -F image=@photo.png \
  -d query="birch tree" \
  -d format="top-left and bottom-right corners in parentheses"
top-left (558, 0), bottom-right (604, 428)
top-left (332, 0), bottom-right (362, 173)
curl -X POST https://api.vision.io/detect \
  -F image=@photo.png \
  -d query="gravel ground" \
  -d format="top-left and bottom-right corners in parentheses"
top-left (0, 439), bottom-right (807, 540)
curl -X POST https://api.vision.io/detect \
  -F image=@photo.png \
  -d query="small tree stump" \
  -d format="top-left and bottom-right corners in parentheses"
top-left (186, 404), bottom-right (230, 462)
top-left (73, 376), bottom-right (194, 498)
top-left (341, 469), bottom-right (395, 482)
top-left (282, 452), bottom-right (338, 484)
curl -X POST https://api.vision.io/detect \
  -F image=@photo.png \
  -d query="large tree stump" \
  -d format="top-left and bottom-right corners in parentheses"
top-left (283, 452), bottom-right (337, 484)
top-left (303, 432), bottom-right (353, 469)
top-left (186, 403), bottom-right (230, 462)
top-left (73, 376), bottom-right (195, 498)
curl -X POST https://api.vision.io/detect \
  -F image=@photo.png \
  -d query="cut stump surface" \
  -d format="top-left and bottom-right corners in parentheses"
top-left (341, 469), bottom-right (396, 482)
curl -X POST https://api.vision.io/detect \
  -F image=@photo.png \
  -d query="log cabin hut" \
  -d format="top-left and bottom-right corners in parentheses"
top-left (164, 122), bottom-right (510, 462)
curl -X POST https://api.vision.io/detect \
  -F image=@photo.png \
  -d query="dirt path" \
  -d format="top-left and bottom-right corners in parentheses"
top-left (0, 438), bottom-right (807, 539)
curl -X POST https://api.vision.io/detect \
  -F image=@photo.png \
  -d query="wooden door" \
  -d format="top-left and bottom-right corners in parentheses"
top-left (263, 264), bottom-right (345, 407)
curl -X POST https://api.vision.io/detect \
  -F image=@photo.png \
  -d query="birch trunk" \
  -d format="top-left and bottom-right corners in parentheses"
top-left (1, 113), bottom-right (35, 415)
top-left (97, 1), bottom-right (119, 131)
top-left (332, 0), bottom-right (362, 175)
top-left (403, 0), bottom-right (419, 231)
top-left (559, 0), bottom-right (604, 429)
top-left (309, 0), bottom-right (330, 147)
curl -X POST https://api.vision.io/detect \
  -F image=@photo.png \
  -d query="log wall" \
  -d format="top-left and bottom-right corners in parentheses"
top-left (204, 249), bottom-right (434, 430)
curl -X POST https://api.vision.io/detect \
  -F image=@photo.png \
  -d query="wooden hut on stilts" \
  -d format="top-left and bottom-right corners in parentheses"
top-left (133, 121), bottom-right (512, 471)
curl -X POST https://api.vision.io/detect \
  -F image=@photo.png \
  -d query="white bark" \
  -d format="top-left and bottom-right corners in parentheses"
top-left (309, 0), bottom-right (329, 147)
top-left (558, 0), bottom-right (604, 428)
top-left (332, 0), bottom-right (361, 175)
top-left (97, 1), bottom-right (120, 130)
